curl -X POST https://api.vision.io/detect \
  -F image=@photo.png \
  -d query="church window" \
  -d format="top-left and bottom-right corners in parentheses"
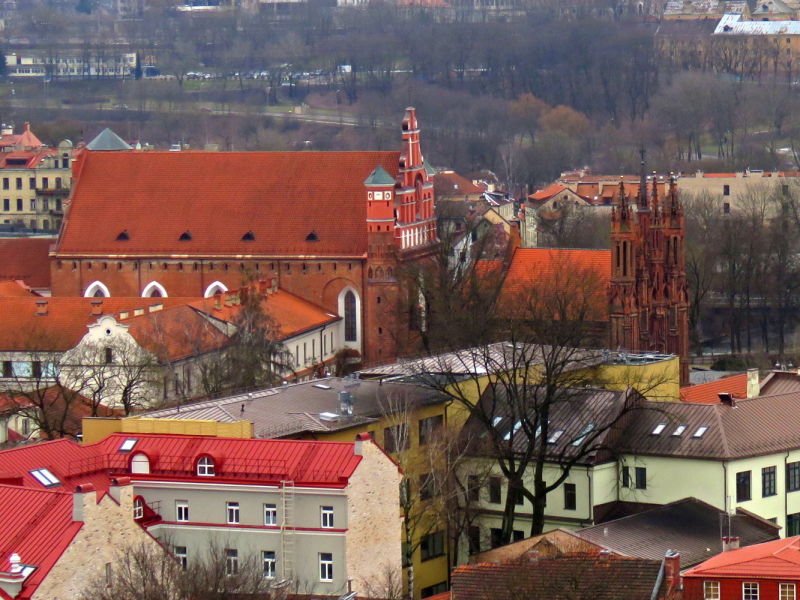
top-left (162, 263), bottom-right (168, 271)
top-left (378, 327), bottom-right (383, 335)
top-left (223, 264), bottom-right (229, 272)
top-left (318, 264), bottom-right (322, 272)
top-left (178, 263), bottom-right (183, 271)
top-left (239, 263), bottom-right (244, 271)
top-left (302, 263), bottom-right (307, 274)
top-left (117, 262), bottom-right (122, 270)
top-left (622, 242), bottom-right (628, 277)
top-left (103, 262), bottom-right (108, 271)
top-left (344, 291), bottom-right (357, 342)
top-left (369, 268), bottom-right (374, 278)
top-left (348, 263), bottom-right (352, 270)
top-left (387, 268), bottom-right (393, 277)
top-left (377, 297), bottom-right (381, 304)
top-left (333, 263), bottom-right (337, 272)
top-left (193, 263), bottom-right (198, 271)
top-left (87, 262), bottom-right (93, 271)
top-left (286, 263), bottom-right (291, 274)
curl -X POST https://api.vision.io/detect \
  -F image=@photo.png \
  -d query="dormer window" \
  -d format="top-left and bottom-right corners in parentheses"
top-left (306, 231), bottom-right (319, 242)
top-left (133, 497), bottom-right (144, 519)
top-left (179, 231), bottom-right (192, 241)
top-left (242, 231), bottom-right (255, 241)
top-left (119, 438), bottom-right (138, 453)
top-left (116, 230), bottom-right (129, 241)
top-left (197, 456), bottom-right (215, 476)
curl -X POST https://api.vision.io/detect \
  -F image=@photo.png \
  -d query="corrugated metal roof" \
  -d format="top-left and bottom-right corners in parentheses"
top-left (758, 370), bottom-right (800, 396)
top-left (715, 12), bottom-right (800, 35)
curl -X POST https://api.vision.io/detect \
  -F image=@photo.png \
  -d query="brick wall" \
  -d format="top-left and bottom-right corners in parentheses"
top-left (345, 436), bottom-right (403, 593)
top-left (32, 485), bottom-right (161, 600)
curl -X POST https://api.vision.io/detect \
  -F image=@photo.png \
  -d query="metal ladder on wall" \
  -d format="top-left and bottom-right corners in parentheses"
top-left (280, 481), bottom-right (296, 582)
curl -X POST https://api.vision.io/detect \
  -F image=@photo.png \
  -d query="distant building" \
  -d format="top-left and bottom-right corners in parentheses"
top-left (5, 52), bottom-right (137, 79)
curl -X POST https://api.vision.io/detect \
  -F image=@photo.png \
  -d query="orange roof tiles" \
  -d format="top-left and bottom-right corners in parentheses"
top-left (685, 536), bottom-right (800, 578)
top-left (681, 373), bottom-right (748, 403)
top-left (434, 172), bottom-right (485, 197)
top-left (56, 151), bottom-right (401, 258)
top-left (529, 184), bottom-right (566, 201)
top-left (0, 237), bottom-right (54, 289)
top-left (0, 280), bottom-right (36, 297)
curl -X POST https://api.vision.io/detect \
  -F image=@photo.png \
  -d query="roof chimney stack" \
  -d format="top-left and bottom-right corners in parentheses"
top-left (35, 300), bottom-right (48, 316)
top-left (90, 299), bottom-right (103, 316)
top-left (599, 549), bottom-right (611, 563)
top-left (747, 368), bottom-right (760, 398)
top-left (722, 536), bottom-right (740, 552)
top-left (718, 392), bottom-right (736, 407)
top-left (664, 550), bottom-right (681, 595)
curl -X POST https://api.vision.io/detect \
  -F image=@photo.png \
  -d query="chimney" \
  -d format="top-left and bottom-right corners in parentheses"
top-left (718, 392), bottom-right (735, 407)
top-left (664, 550), bottom-right (681, 595)
top-left (354, 431), bottom-right (371, 456)
top-left (35, 300), bottom-right (48, 316)
top-left (24, 122), bottom-right (30, 133)
top-left (339, 391), bottom-right (353, 417)
top-left (73, 483), bottom-right (95, 522)
top-left (598, 549), bottom-right (612, 563)
top-left (109, 477), bottom-right (130, 504)
top-left (90, 299), bottom-right (103, 316)
top-left (722, 536), bottom-right (740, 552)
top-left (148, 303), bottom-right (163, 313)
top-left (8, 553), bottom-right (21, 574)
top-left (134, 308), bottom-right (144, 316)
top-left (747, 368), bottom-right (760, 398)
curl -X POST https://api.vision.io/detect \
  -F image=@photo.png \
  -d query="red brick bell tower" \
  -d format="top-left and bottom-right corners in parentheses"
top-left (609, 168), bottom-right (690, 384)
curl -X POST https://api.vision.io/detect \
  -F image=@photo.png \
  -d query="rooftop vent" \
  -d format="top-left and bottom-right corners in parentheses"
top-left (242, 231), bottom-right (255, 241)
top-left (179, 231), bottom-right (192, 241)
top-left (306, 230), bottom-right (319, 242)
top-left (116, 230), bottom-right (129, 241)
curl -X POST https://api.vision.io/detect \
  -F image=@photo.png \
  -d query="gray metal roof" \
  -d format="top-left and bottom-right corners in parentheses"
top-left (364, 165), bottom-right (396, 186)
top-left (577, 498), bottom-right (780, 568)
top-left (86, 128), bottom-right (133, 151)
top-left (715, 12), bottom-right (800, 34)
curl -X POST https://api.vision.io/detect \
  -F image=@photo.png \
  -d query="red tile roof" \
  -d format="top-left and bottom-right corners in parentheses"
top-left (0, 433), bottom-right (364, 492)
top-left (681, 373), bottom-right (748, 404)
top-left (56, 151), bottom-right (401, 258)
top-left (684, 537), bottom-right (800, 578)
top-left (434, 172), bottom-right (485, 197)
top-left (0, 280), bottom-right (36, 297)
top-left (0, 238), bottom-right (54, 290)
top-left (497, 248), bottom-right (611, 321)
top-left (530, 184), bottom-right (567, 201)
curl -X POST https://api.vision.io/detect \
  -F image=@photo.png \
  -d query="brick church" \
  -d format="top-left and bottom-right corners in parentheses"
top-left (609, 173), bottom-right (690, 383)
top-left (50, 108), bottom-right (437, 365)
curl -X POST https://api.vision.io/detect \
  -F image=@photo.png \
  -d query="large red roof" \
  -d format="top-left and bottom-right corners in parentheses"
top-left (685, 537), bottom-right (800, 579)
top-left (681, 373), bottom-right (748, 404)
top-left (56, 151), bottom-right (401, 258)
top-left (0, 238), bottom-right (54, 290)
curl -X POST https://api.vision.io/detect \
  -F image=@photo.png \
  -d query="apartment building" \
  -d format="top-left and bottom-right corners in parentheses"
top-left (5, 52), bottom-right (137, 79)
top-left (0, 432), bottom-right (401, 595)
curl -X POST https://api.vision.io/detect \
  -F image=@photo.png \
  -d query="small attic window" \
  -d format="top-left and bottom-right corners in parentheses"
top-left (652, 423), bottom-right (667, 436)
top-left (119, 438), bottom-right (138, 453)
top-left (306, 231), bottom-right (319, 242)
top-left (547, 430), bottom-right (564, 444)
top-left (692, 426), bottom-right (709, 438)
top-left (179, 231), bottom-right (192, 241)
top-left (242, 231), bottom-right (255, 241)
top-left (30, 468), bottom-right (60, 488)
top-left (672, 425), bottom-right (687, 437)
top-left (116, 230), bottom-right (130, 241)
top-left (313, 384), bottom-right (331, 390)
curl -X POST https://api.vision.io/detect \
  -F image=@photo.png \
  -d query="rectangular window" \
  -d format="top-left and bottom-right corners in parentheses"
top-left (635, 467), bottom-right (647, 490)
top-left (29, 199), bottom-right (35, 211)
top-left (490, 528), bottom-right (503, 549)
top-left (226, 502), bottom-right (240, 524)
top-left (16, 199), bottom-right (21, 211)
top-left (703, 581), bottom-right (720, 600)
top-left (383, 424), bottom-right (409, 454)
top-left (3, 178), bottom-right (8, 190)
top-left (55, 177), bottom-right (62, 189)
top-left (564, 483), bottom-right (577, 510)
top-left (787, 462), bottom-right (800, 492)
top-left (723, 184), bottom-right (730, 196)
top-left (29, 177), bottom-right (35, 189)
top-left (762, 466), bottom-right (777, 497)
top-left (420, 531), bottom-right (445, 561)
top-left (467, 475), bottom-right (481, 502)
top-left (2, 199), bottom-right (7, 211)
top-left (513, 487), bottom-right (524, 506)
top-left (789, 512), bottom-right (800, 536)
top-left (15, 178), bottom-right (21, 190)
top-left (418, 414), bottom-right (444, 446)
top-left (468, 526), bottom-right (481, 554)
top-left (319, 553), bottom-right (333, 582)
top-left (622, 466), bottom-right (630, 488)
top-left (743, 582), bottom-right (759, 600)
top-left (264, 503), bottom-right (277, 526)
top-left (176, 501), bottom-right (189, 522)
top-left (723, 202), bottom-right (731, 214)
top-left (42, 177), bottom-right (48, 189)
top-left (489, 477), bottom-right (502, 504)
top-left (321, 506), bottom-right (334, 528)
top-left (781, 583), bottom-right (796, 600)
top-left (174, 546), bottom-right (187, 570)
top-left (263, 551), bottom-right (276, 579)
top-left (737, 471), bottom-right (752, 502)
top-left (225, 549), bottom-right (238, 576)
top-left (513, 530), bottom-right (525, 542)
top-left (419, 473), bottom-right (439, 501)
top-left (421, 583), bottom-right (448, 598)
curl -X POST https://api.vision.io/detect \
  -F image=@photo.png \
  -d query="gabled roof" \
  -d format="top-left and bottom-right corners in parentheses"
top-left (85, 128), bottom-right (133, 151)
top-left (451, 554), bottom-right (666, 600)
top-left (758, 370), bottom-right (800, 397)
top-left (364, 165), bottom-right (396, 186)
top-left (577, 497), bottom-right (781, 568)
top-left (55, 151), bottom-right (400, 258)
top-left (0, 280), bottom-right (36, 297)
top-left (529, 184), bottom-right (567, 201)
top-left (681, 373), bottom-right (748, 403)
top-left (0, 238), bottom-right (55, 290)
top-left (684, 536), bottom-right (800, 579)
top-left (434, 171), bottom-right (485, 197)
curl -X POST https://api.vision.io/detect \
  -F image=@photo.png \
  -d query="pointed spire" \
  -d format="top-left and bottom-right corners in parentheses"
top-left (638, 146), bottom-right (647, 209)
top-left (651, 171), bottom-right (659, 212)
top-left (618, 177), bottom-right (629, 221)
top-left (668, 173), bottom-right (680, 215)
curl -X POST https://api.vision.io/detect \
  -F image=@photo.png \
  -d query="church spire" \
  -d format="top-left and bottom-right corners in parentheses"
top-left (651, 171), bottom-right (659, 212)
top-left (638, 146), bottom-right (648, 210)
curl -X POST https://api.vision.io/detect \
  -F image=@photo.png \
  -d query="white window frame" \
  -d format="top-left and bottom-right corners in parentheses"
top-left (203, 281), bottom-right (228, 298)
top-left (174, 546), bottom-right (187, 570)
top-left (197, 456), bottom-right (215, 476)
top-left (781, 583), bottom-right (796, 600)
top-left (176, 501), bottom-right (189, 523)
top-left (30, 468), bottom-right (60, 488)
top-left (226, 549), bottom-right (238, 576)
top-left (319, 553), bottom-right (333, 582)
top-left (133, 498), bottom-right (144, 519)
top-left (743, 582), bottom-right (760, 600)
top-left (227, 502), bottom-right (240, 525)
top-left (84, 280), bottom-right (110, 298)
top-left (703, 581), bottom-right (720, 600)
top-left (321, 506), bottom-right (334, 529)
top-left (264, 504), bottom-right (277, 526)
top-left (141, 281), bottom-right (168, 298)
top-left (263, 551), bottom-right (276, 579)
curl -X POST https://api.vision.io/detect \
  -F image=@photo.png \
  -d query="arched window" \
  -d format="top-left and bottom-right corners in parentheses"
top-left (197, 456), bottom-right (215, 476)
top-left (204, 281), bottom-right (228, 298)
top-left (344, 291), bottom-right (357, 342)
top-left (84, 281), bottom-right (110, 298)
top-left (133, 497), bottom-right (144, 519)
top-left (131, 453), bottom-right (150, 474)
top-left (142, 281), bottom-right (168, 298)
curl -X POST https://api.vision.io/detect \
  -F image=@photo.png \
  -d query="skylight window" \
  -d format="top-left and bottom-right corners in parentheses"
top-left (492, 416), bottom-right (503, 427)
top-left (119, 438), bottom-right (138, 453)
top-left (313, 384), bottom-right (332, 390)
top-left (672, 425), bottom-right (687, 437)
top-left (573, 424), bottom-right (595, 446)
top-left (30, 468), bottom-right (60, 488)
top-left (504, 421), bottom-right (521, 441)
top-left (692, 426), bottom-right (709, 438)
top-left (547, 430), bottom-right (564, 444)
top-left (652, 423), bottom-right (667, 436)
